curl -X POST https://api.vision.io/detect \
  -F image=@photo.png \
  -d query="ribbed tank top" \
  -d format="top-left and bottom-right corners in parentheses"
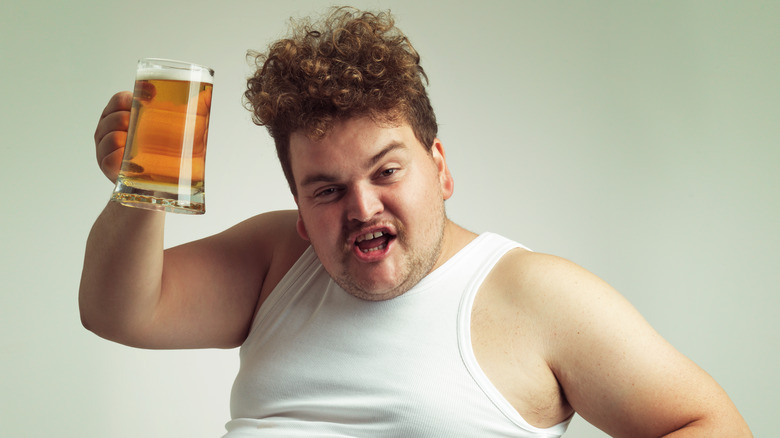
top-left (224, 232), bottom-right (571, 437)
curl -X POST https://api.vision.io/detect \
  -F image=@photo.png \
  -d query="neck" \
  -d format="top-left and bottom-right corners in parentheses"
top-left (433, 220), bottom-right (479, 272)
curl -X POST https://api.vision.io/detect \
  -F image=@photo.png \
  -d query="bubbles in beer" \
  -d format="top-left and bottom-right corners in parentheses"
top-left (113, 61), bottom-right (213, 214)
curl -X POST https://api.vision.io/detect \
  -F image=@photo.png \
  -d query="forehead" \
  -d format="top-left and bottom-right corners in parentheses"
top-left (289, 117), bottom-right (421, 168)
top-left (293, 116), bottom-right (408, 148)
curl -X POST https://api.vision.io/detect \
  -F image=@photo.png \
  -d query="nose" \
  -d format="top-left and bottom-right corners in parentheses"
top-left (346, 183), bottom-right (383, 223)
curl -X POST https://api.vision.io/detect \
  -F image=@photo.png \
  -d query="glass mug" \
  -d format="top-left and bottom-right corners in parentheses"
top-left (111, 58), bottom-right (214, 214)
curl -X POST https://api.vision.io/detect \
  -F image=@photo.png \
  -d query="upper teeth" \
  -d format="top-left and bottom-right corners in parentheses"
top-left (357, 231), bottom-right (384, 243)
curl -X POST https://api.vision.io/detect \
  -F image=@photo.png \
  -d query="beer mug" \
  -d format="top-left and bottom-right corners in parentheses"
top-left (111, 58), bottom-right (214, 214)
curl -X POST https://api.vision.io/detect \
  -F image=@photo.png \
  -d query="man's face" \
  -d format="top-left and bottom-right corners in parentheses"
top-left (290, 116), bottom-right (454, 301)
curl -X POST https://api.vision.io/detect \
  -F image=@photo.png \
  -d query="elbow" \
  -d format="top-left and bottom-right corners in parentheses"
top-left (78, 301), bottom-right (111, 341)
top-left (78, 285), bottom-right (101, 336)
top-left (79, 309), bottom-right (138, 347)
top-left (712, 403), bottom-right (753, 437)
top-left (79, 305), bottom-right (103, 338)
top-left (733, 419), bottom-right (754, 438)
top-left (78, 288), bottom-right (129, 344)
top-left (78, 290), bottom-right (96, 334)
top-left (671, 413), bottom-right (753, 438)
top-left (80, 310), bottom-right (93, 333)
top-left (78, 292), bottom-right (154, 348)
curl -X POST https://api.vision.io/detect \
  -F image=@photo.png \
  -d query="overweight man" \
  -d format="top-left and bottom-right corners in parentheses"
top-left (80, 7), bottom-right (751, 437)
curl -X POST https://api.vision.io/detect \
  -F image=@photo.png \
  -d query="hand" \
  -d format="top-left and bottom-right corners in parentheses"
top-left (94, 91), bottom-right (132, 183)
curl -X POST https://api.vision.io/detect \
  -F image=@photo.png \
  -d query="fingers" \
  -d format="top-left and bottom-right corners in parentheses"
top-left (95, 92), bottom-right (133, 183)
top-left (134, 81), bottom-right (156, 102)
top-left (97, 130), bottom-right (127, 183)
top-left (95, 92), bottom-right (132, 144)
top-left (99, 91), bottom-right (133, 119)
top-left (200, 86), bottom-right (212, 112)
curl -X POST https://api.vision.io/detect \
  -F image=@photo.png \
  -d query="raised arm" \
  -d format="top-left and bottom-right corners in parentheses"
top-left (79, 92), bottom-right (307, 350)
top-left (518, 253), bottom-right (752, 437)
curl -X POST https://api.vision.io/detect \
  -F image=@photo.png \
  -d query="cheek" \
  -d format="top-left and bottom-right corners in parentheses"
top-left (415, 166), bottom-right (446, 203)
top-left (300, 207), bottom-right (340, 245)
top-left (388, 180), bottom-right (435, 218)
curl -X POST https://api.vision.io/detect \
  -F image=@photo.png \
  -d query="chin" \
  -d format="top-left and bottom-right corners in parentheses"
top-left (336, 275), bottom-right (410, 302)
top-left (351, 290), bottom-right (401, 302)
top-left (342, 283), bottom-right (403, 302)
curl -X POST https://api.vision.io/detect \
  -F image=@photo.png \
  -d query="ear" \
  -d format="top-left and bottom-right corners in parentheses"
top-left (295, 209), bottom-right (310, 241)
top-left (431, 139), bottom-right (454, 200)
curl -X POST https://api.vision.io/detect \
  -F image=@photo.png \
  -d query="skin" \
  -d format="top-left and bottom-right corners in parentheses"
top-left (290, 116), bottom-right (466, 301)
top-left (473, 249), bottom-right (752, 436)
top-left (81, 91), bottom-right (751, 436)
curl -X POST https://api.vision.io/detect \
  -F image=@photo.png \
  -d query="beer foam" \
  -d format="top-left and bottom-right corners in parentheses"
top-left (137, 66), bottom-right (214, 84)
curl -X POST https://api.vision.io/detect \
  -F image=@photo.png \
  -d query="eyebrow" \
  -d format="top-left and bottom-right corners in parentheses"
top-left (299, 142), bottom-right (407, 188)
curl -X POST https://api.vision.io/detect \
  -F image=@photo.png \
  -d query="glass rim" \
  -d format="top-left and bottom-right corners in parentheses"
top-left (138, 57), bottom-right (214, 75)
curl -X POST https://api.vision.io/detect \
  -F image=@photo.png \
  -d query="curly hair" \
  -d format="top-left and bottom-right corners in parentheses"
top-left (244, 7), bottom-right (438, 195)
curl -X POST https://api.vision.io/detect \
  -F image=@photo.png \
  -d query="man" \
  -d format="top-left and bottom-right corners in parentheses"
top-left (80, 7), bottom-right (751, 437)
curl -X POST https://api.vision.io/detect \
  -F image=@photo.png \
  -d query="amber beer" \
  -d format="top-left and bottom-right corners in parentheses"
top-left (111, 58), bottom-right (214, 214)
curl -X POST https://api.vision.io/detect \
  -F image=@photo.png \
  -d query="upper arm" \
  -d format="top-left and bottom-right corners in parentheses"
top-left (145, 210), bottom-right (306, 349)
top-left (515, 253), bottom-right (750, 437)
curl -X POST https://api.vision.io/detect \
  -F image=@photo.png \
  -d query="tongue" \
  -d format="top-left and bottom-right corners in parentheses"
top-left (357, 235), bottom-right (391, 251)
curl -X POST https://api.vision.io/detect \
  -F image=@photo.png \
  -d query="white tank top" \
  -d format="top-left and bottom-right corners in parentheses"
top-left (225, 232), bottom-right (571, 437)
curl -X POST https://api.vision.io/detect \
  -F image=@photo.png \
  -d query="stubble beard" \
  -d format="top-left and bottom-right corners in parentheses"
top-left (334, 202), bottom-right (447, 301)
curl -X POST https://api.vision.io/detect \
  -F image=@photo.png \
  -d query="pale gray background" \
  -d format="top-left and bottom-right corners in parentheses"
top-left (1, 0), bottom-right (777, 436)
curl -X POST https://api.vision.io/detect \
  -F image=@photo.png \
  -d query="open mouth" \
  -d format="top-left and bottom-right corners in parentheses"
top-left (355, 230), bottom-right (395, 254)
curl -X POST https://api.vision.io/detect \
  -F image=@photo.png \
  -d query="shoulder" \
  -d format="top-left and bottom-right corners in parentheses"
top-left (190, 209), bottom-right (309, 290)
top-left (479, 245), bottom-right (751, 436)
top-left (482, 248), bottom-right (609, 311)
top-left (239, 210), bottom-right (311, 301)
top-left (240, 208), bottom-right (310, 260)
top-left (479, 248), bottom-right (643, 364)
top-left (219, 209), bottom-right (306, 255)
top-left (227, 209), bottom-right (300, 238)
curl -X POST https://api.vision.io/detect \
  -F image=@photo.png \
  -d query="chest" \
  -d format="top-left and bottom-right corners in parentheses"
top-left (230, 240), bottom-right (571, 436)
top-left (232, 277), bottom-right (525, 435)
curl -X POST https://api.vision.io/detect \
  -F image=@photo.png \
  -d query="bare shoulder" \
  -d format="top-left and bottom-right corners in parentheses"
top-left (207, 209), bottom-right (306, 259)
top-left (212, 209), bottom-right (309, 293)
top-left (240, 210), bottom-right (311, 301)
top-left (482, 249), bottom-right (751, 437)
top-left (482, 248), bottom-right (667, 377)
top-left (479, 248), bottom-right (612, 319)
top-left (488, 248), bottom-right (605, 291)
top-left (221, 209), bottom-right (301, 242)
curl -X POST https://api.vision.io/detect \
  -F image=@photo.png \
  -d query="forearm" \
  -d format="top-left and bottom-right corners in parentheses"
top-left (78, 201), bottom-right (166, 343)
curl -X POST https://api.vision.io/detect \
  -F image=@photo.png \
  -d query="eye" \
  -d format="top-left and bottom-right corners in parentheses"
top-left (379, 167), bottom-right (400, 178)
top-left (314, 187), bottom-right (340, 198)
top-left (314, 187), bottom-right (336, 198)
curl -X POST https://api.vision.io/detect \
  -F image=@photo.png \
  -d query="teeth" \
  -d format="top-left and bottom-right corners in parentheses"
top-left (360, 242), bottom-right (387, 253)
top-left (356, 231), bottom-right (384, 243)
